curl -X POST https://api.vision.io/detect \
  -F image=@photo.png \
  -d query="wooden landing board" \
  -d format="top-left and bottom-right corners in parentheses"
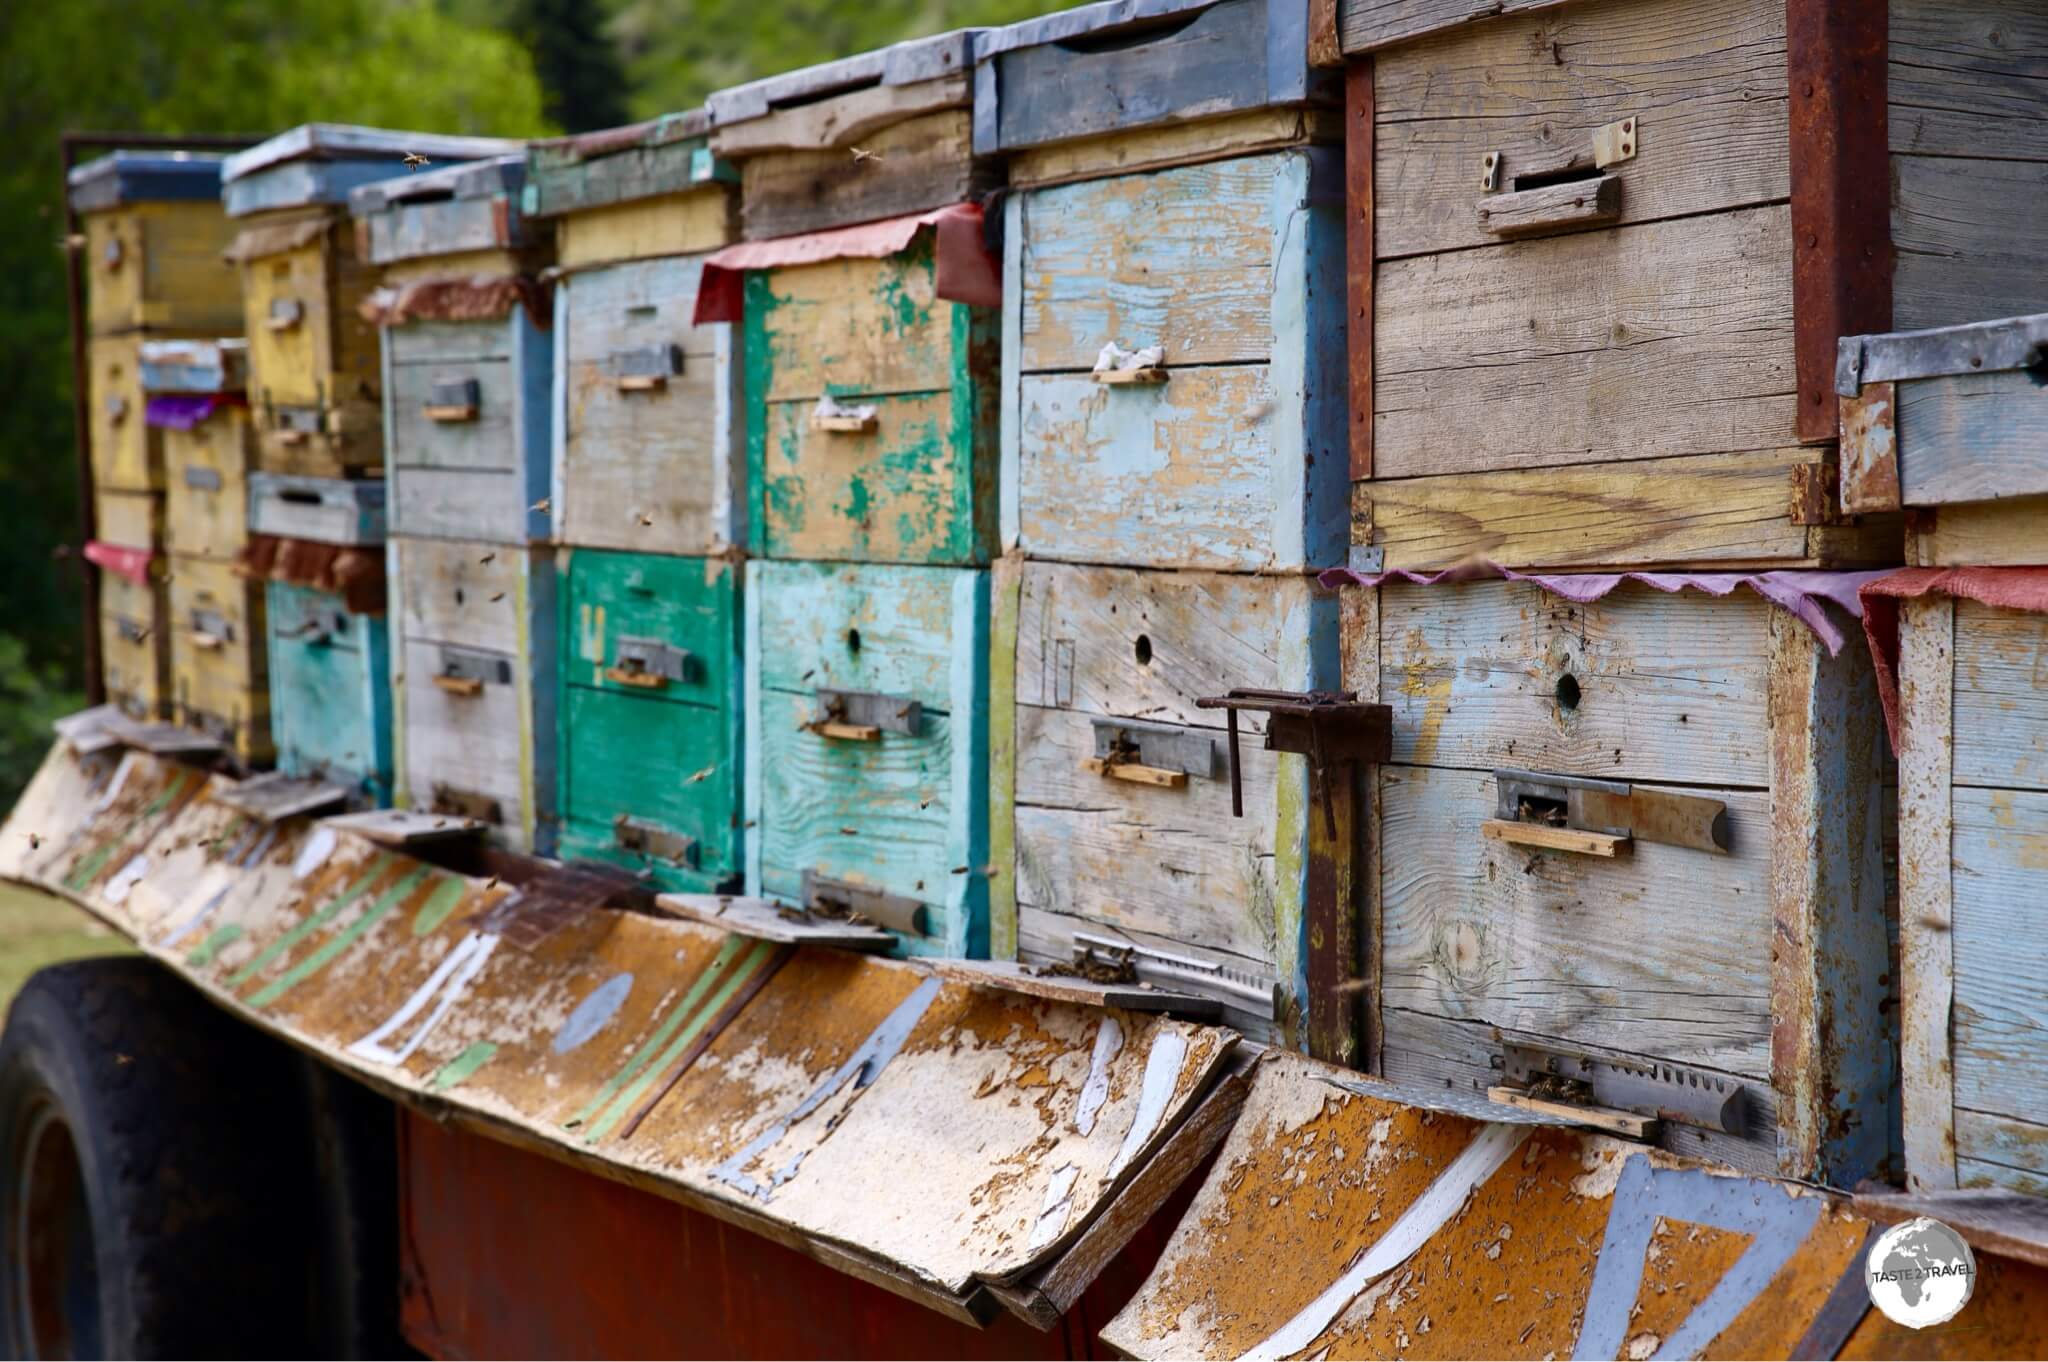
top-left (922, 959), bottom-right (1224, 1018)
top-left (111, 719), bottom-right (222, 757)
top-left (323, 809), bottom-right (485, 845)
top-left (52, 705), bottom-right (130, 756)
top-left (1854, 1188), bottom-right (2048, 1270)
top-left (654, 893), bottom-right (897, 950)
top-left (214, 771), bottom-right (350, 822)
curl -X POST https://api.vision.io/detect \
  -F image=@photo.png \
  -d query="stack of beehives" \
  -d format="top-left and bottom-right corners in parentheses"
top-left (68, 153), bottom-right (240, 733)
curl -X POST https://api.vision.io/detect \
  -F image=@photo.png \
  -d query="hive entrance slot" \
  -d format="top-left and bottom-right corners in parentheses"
top-left (1053, 10), bottom-right (1202, 54)
top-left (1512, 162), bottom-right (1603, 193)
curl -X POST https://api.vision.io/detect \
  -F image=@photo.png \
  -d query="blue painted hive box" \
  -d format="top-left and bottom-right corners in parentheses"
top-left (350, 156), bottom-right (554, 545)
top-left (557, 549), bottom-right (742, 891)
top-left (978, 0), bottom-right (1348, 573)
top-left (745, 560), bottom-right (989, 957)
top-left (521, 113), bottom-right (745, 556)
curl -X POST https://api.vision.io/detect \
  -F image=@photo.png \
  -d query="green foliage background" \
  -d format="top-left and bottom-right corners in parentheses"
top-left (0, 0), bottom-right (1060, 804)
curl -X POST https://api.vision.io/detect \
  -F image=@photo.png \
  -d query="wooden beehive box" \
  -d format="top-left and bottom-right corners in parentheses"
top-left (248, 472), bottom-right (386, 546)
top-left (522, 113), bottom-right (743, 555)
top-left (265, 579), bottom-right (393, 806)
top-left (349, 156), bottom-right (553, 544)
top-left (166, 553), bottom-right (270, 765)
top-left (389, 537), bottom-right (557, 853)
top-left (1838, 313), bottom-right (2048, 566)
top-left (1888, 584), bottom-right (2048, 1198)
top-left (1334, 0), bottom-right (1955, 572)
top-left (979, 0), bottom-right (1346, 575)
top-left (557, 549), bottom-right (742, 892)
top-left (744, 559), bottom-right (989, 956)
top-left (96, 551), bottom-right (170, 720)
top-left (989, 561), bottom-right (1344, 1037)
top-left (708, 32), bottom-right (995, 240)
top-left (221, 125), bottom-right (521, 478)
top-left (68, 152), bottom-right (240, 340)
top-left (1343, 576), bottom-right (1892, 1183)
top-left (141, 339), bottom-right (253, 561)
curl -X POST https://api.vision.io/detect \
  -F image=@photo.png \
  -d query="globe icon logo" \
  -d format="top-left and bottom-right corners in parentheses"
top-left (1865, 1217), bottom-right (1977, 1329)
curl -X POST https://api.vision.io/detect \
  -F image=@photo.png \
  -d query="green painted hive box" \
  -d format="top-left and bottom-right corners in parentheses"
top-left (266, 581), bottom-right (393, 805)
top-left (558, 549), bottom-right (741, 892)
top-left (744, 237), bottom-right (999, 568)
top-left (744, 559), bottom-right (989, 957)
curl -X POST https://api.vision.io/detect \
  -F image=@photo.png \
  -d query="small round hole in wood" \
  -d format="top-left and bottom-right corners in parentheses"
top-left (846, 628), bottom-right (862, 655)
top-left (1134, 634), bottom-right (1152, 666)
top-left (1555, 673), bottom-right (1581, 712)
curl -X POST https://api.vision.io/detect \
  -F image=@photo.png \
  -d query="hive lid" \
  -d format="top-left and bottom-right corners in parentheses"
top-left (222, 123), bottom-right (523, 182)
top-left (705, 30), bottom-right (982, 129)
top-left (348, 153), bottom-right (527, 217)
top-left (67, 151), bottom-right (227, 214)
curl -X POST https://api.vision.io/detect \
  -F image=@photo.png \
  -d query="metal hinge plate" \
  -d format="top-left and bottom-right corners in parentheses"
top-left (800, 870), bottom-right (928, 938)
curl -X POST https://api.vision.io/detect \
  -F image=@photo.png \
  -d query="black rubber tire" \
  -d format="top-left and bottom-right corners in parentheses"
top-left (297, 1059), bottom-right (405, 1358)
top-left (0, 957), bottom-right (321, 1358)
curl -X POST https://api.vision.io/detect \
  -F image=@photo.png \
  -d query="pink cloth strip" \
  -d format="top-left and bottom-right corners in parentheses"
top-left (1859, 566), bottom-right (2048, 753)
top-left (84, 539), bottom-right (155, 586)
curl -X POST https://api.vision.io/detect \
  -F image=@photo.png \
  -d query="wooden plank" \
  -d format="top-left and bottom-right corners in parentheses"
top-left (393, 538), bottom-right (523, 654)
top-left (1378, 579), bottom-right (1775, 787)
top-left (1890, 0), bottom-right (2048, 161)
top-left (1893, 155), bottom-right (2048, 332)
top-left (1950, 784), bottom-right (2048, 1126)
top-left (737, 110), bottom-right (995, 241)
top-left (1346, 59), bottom-right (1373, 479)
top-left (167, 553), bottom-right (271, 765)
top-left (752, 559), bottom-right (970, 711)
top-left (1379, 763), bottom-right (1774, 1079)
top-left (1898, 368), bottom-right (2048, 507)
top-left (323, 808), bottom-right (485, 844)
top-left (100, 570), bottom-right (171, 719)
top-left (1485, 1086), bottom-right (1654, 1138)
top-left (988, 555), bottom-right (1021, 960)
top-left (1892, 595), bottom-right (1955, 1174)
top-left (1372, 0), bottom-right (1788, 260)
top-left (921, 960), bottom-right (1223, 1017)
top-left (94, 488), bottom-right (162, 553)
top-left (391, 469), bottom-right (525, 543)
top-left (213, 771), bottom-right (349, 821)
top-left (388, 346), bottom-right (518, 473)
top-left (555, 190), bottom-right (735, 270)
top-left (561, 549), bottom-right (736, 705)
top-left (558, 688), bottom-right (738, 892)
top-left (1957, 1110), bottom-right (2048, 1186)
top-left (1911, 496), bottom-right (2048, 568)
top-left (1479, 820), bottom-right (1627, 857)
top-left (1853, 1185), bottom-right (2048, 1269)
top-left (712, 75), bottom-right (968, 156)
top-left (1336, 0), bottom-right (1570, 54)
top-left (1374, 204), bottom-right (1797, 479)
top-left (397, 637), bottom-right (527, 840)
top-left (248, 474), bottom-right (385, 546)
top-left (746, 249), bottom-right (959, 403)
top-left (1952, 599), bottom-right (2048, 793)
top-left (363, 196), bottom-right (519, 266)
top-left (89, 334), bottom-right (157, 491)
top-left (654, 893), bottom-right (897, 949)
top-left (163, 408), bottom-right (254, 561)
top-left (241, 232), bottom-right (384, 423)
top-left (1005, 107), bottom-right (1338, 191)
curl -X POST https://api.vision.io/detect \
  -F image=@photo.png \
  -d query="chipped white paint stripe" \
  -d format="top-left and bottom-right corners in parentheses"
top-left (102, 853), bottom-right (149, 906)
top-left (1109, 1028), bottom-right (1188, 1178)
top-left (1239, 1123), bottom-right (1529, 1362)
top-left (1074, 1015), bottom-right (1123, 1136)
top-left (348, 931), bottom-right (499, 1067)
top-left (155, 875), bottom-right (233, 949)
top-left (91, 753), bottom-right (137, 813)
top-left (1028, 1162), bottom-right (1083, 1253)
top-left (292, 824), bottom-right (339, 880)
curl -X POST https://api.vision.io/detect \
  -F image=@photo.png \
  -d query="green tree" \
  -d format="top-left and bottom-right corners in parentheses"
top-left (507, 0), bottom-right (632, 133)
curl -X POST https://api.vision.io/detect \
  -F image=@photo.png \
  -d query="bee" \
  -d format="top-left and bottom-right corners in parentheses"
top-left (850, 146), bottom-right (882, 165)
top-left (530, 497), bottom-right (550, 514)
top-left (402, 151), bottom-right (431, 170)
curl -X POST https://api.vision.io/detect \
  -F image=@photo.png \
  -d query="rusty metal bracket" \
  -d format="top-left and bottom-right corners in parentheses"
top-left (1839, 382), bottom-right (1901, 514)
top-left (1789, 461), bottom-right (1850, 526)
top-left (1193, 689), bottom-right (1391, 837)
top-left (800, 870), bottom-right (927, 938)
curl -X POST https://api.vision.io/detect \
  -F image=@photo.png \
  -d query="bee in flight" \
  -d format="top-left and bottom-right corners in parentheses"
top-left (402, 151), bottom-right (431, 170)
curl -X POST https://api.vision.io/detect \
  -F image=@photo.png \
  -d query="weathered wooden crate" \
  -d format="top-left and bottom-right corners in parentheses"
top-left (708, 32), bottom-right (996, 240)
top-left (1892, 589), bottom-right (2048, 1198)
top-left (142, 339), bottom-right (252, 560)
top-left (247, 473), bottom-right (386, 546)
top-left (265, 581), bottom-right (393, 805)
top-left (166, 553), bottom-right (270, 764)
top-left (222, 126), bottom-right (521, 479)
top-left (989, 560), bottom-right (1341, 1036)
top-left (350, 155), bottom-right (535, 272)
top-left (389, 536), bottom-right (557, 852)
top-left (744, 559), bottom-right (989, 956)
top-left (68, 152), bottom-right (240, 338)
top-left (98, 557), bottom-right (169, 720)
top-left (557, 549), bottom-right (742, 892)
top-left (523, 116), bottom-right (743, 555)
top-left (1335, 0), bottom-right (1910, 571)
top-left (744, 240), bottom-right (999, 566)
top-left (1839, 313), bottom-right (2048, 567)
top-left (1345, 577), bottom-right (1892, 1182)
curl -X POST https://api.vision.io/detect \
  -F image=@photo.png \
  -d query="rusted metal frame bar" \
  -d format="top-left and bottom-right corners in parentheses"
top-left (59, 131), bottom-right (262, 704)
top-left (1785, 0), bottom-right (1891, 444)
top-left (1344, 59), bottom-right (1373, 480)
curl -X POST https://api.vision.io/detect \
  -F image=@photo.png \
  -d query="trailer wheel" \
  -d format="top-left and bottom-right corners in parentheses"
top-left (0, 957), bottom-right (320, 1359)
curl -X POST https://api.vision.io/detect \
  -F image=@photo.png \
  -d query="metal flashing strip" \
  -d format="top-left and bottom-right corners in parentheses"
top-left (1838, 313), bottom-right (2048, 395)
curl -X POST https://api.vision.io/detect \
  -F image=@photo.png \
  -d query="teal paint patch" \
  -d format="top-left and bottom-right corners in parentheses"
top-left (429, 1041), bottom-right (499, 1091)
top-left (246, 864), bottom-right (432, 1009)
top-left (410, 876), bottom-right (468, 937)
top-left (185, 924), bottom-right (244, 967)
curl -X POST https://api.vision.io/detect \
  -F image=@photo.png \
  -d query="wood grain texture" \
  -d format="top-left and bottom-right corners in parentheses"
top-left (558, 686), bottom-right (738, 892)
top-left (163, 406), bottom-right (254, 561)
top-left (1890, 0), bottom-right (2048, 160)
top-left (1378, 579), bottom-right (1774, 786)
top-left (93, 489), bottom-right (161, 553)
top-left (752, 559), bottom-right (970, 711)
top-left (987, 555), bottom-right (1022, 961)
top-left (167, 553), bottom-right (271, 764)
top-left (529, 132), bottom-right (715, 220)
top-left (713, 75), bottom-right (968, 156)
top-left (555, 190), bottom-right (736, 270)
top-left (1336, 0), bottom-right (1570, 55)
top-left (1950, 784), bottom-right (2048, 1128)
top-left (1911, 496), bottom-right (2048, 568)
top-left (746, 246), bottom-right (958, 403)
top-left (1360, 448), bottom-right (1906, 571)
top-left (1378, 762), bottom-right (1774, 1079)
top-left (398, 636), bottom-right (526, 827)
top-left (393, 537), bottom-right (522, 655)
top-left (1954, 1111), bottom-right (2048, 1193)
top-left (1373, 204), bottom-right (1798, 478)
top-left (1892, 155), bottom-right (2048, 332)
top-left (1346, 59), bottom-right (1373, 480)
top-left (84, 199), bottom-right (242, 337)
top-left (561, 549), bottom-right (737, 706)
top-left (1898, 368), bottom-right (2048, 507)
top-left (737, 110), bottom-right (997, 241)
top-left (1005, 108), bottom-right (1338, 191)
top-left (1372, 0), bottom-right (1787, 259)
top-left (1953, 599), bottom-right (2048, 792)
top-left (99, 570), bottom-right (171, 719)
top-left (388, 312), bottom-right (551, 544)
top-left (89, 334), bottom-right (157, 491)
top-left (1899, 594), bottom-right (1960, 1191)
top-left (265, 581), bottom-right (392, 801)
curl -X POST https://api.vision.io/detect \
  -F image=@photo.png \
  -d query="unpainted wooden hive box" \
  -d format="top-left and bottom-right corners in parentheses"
top-left (744, 559), bottom-right (990, 958)
top-left (221, 125), bottom-right (521, 478)
top-left (166, 554), bottom-right (270, 767)
top-left (141, 339), bottom-right (254, 563)
top-left (349, 155), bottom-right (553, 545)
top-left (523, 111), bottom-right (743, 557)
top-left (98, 558), bottom-right (171, 722)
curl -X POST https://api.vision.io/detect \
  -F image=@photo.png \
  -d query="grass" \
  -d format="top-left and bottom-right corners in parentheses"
top-left (0, 881), bottom-right (133, 1016)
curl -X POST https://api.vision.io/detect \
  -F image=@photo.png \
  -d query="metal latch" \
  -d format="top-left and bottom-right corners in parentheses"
top-left (1496, 1039), bottom-right (1745, 1136)
top-left (607, 635), bottom-right (691, 689)
top-left (1195, 689), bottom-right (1392, 836)
top-left (1489, 768), bottom-right (1728, 856)
top-left (610, 344), bottom-right (683, 391)
top-left (281, 605), bottom-right (349, 644)
top-left (810, 689), bottom-right (921, 742)
top-left (188, 608), bottom-right (233, 647)
top-left (433, 645), bottom-right (511, 696)
top-left (115, 617), bottom-right (149, 644)
top-left (1085, 718), bottom-right (1216, 789)
top-left (1070, 932), bottom-right (1274, 1009)
top-left (613, 814), bottom-right (697, 867)
top-left (801, 870), bottom-right (927, 937)
top-left (267, 298), bottom-right (304, 332)
top-left (431, 782), bottom-right (503, 824)
top-left (102, 237), bottom-right (124, 270)
top-left (104, 394), bottom-right (128, 425)
top-left (182, 466), bottom-right (223, 492)
top-left (425, 376), bottom-right (480, 422)
top-left (274, 405), bottom-right (324, 435)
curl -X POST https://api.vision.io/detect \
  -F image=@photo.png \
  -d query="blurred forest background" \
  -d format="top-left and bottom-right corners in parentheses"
top-left (0, 0), bottom-right (1062, 803)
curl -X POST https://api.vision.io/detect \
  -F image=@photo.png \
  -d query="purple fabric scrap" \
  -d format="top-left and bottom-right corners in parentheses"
top-left (1316, 563), bottom-right (1893, 656)
top-left (145, 395), bottom-right (221, 431)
